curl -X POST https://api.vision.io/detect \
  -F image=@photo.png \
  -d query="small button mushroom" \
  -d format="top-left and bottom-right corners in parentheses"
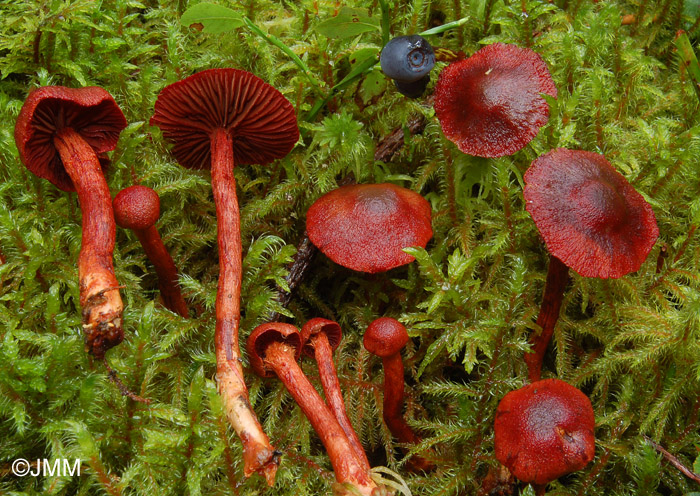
top-left (380, 34), bottom-right (436, 98)
top-left (247, 322), bottom-right (378, 496)
top-left (434, 43), bottom-right (557, 158)
top-left (494, 379), bottom-right (596, 492)
top-left (15, 86), bottom-right (127, 358)
top-left (523, 148), bottom-right (659, 381)
top-left (113, 185), bottom-right (189, 318)
top-left (306, 183), bottom-right (433, 274)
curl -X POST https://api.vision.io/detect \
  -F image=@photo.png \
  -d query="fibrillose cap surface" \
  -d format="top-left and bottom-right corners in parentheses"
top-left (113, 185), bottom-right (161, 230)
top-left (494, 379), bottom-right (595, 485)
top-left (363, 317), bottom-right (409, 358)
top-left (434, 43), bottom-right (557, 158)
top-left (150, 68), bottom-right (299, 169)
top-left (247, 322), bottom-right (302, 378)
top-left (524, 148), bottom-right (659, 279)
top-left (300, 318), bottom-right (342, 358)
top-left (306, 183), bottom-right (433, 273)
top-left (15, 86), bottom-right (127, 192)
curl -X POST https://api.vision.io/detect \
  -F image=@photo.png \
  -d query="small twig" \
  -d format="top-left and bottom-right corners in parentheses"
top-left (643, 435), bottom-right (700, 484)
top-left (103, 359), bottom-right (151, 404)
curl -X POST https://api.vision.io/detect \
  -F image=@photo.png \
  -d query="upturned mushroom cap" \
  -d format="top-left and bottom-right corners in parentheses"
top-left (113, 185), bottom-right (160, 231)
top-left (247, 322), bottom-right (303, 378)
top-left (300, 318), bottom-right (343, 358)
top-left (524, 148), bottom-right (659, 279)
top-left (434, 43), bottom-right (557, 158)
top-left (494, 379), bottom-right (595, 485)
top-left (363, 317), bottom-right (410, 358)
top-left (149, 68), bottom-right (299, 169)
top-left (306, 183), bottom-right (433, 273)
top-left (15, 86), bottom-right (127, 191)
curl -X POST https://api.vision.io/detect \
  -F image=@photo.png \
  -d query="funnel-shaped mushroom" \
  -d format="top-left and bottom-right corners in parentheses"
top-left (113, 185), bottom-right (189, 318)
top-left (494, 379), bottom-right (595, 489)
top-left (248, 322), bottom-right (378, 496)
top-left (523, 148), bottom-right (659, 381)
top-left (434, 43), bottom-right (557, 158)
top-left (150, 68), bottom-right (299, 484)
top-left (306, 183), bottom-right (432, 273)
top-left (15, 86), bottom-right (127, 358)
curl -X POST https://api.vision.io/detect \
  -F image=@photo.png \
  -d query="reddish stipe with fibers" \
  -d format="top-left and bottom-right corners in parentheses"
top-left (364, 317), bottom-right (434, 471)
top-left (113, 185), bottom-right (189, 318)
top-left (523, 148), bottom-right (659, 381)
top-left (150, 69), bottom-right (299, 484)
top-left (494, 379), bottom-right (595, 488)
top-left (248, 322), bottom-right (378, 496)
top-left (15, 86), bottom-right (127, 359)
top-left (300, 318), bottom-right (370, 471)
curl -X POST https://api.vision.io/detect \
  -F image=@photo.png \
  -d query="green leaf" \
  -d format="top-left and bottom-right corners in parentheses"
top-left (315, 7), bottom-right (380, 39)
top-left (180, 3), bottom-right (244, 34)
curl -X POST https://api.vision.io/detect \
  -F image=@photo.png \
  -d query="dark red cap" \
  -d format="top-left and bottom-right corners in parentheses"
top-left (15, 86), bottom-right (127, 192)
top-left (113, 185), bottom-right (160, 231)
top-left (306, 183), bottom-right (433, 273)
top-left (494, 379), bottom-right (595, 485)
top-left (434, 43), bottom-right (556, 158)
top-left (300, 318), bottom-right (342, 358)
top-left (247, 322), bottom-right (302, 378)
top-left (150, 68), bottom-right (299, 169)
top-left (363, 317), bottom-right (409, 358)
top-left (524, 148), bottom-right (659, 278)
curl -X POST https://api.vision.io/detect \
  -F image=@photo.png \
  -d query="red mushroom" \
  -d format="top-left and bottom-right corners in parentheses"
top-left (150, 68), bottom-right (299, 484)
top-left (113, 185), bottom-right (189, 318)
top-left (306, 183), bottom-right (433, 273)
top-left (494, 379), bottom-right (595, 493)
top-left (434, 43), bottom-right (557, 158)
top-left (523, 148), bottom-right (659, 381)
top-left (14, 86), bottom-right (127, 358)
top-left (300, 318), bottom-right (370, 471)
top-left (363, 317), bottom-right (434, 471)
top-left (247, 322), bottom-right (378, 496)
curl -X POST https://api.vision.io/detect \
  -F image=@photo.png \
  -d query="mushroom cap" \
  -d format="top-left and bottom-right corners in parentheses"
top-left (494, 379), bottom-right (595, 485)
top-left (113, 185), bottom-right (160, 230)
top-left (434, 43), bottom-right (557, 158)
top-left (306, 183), bottom-right (433, 273)
top-left (524, 148), bottom-right (659, 279)
top-left (149, 68), bottom-right (299, 170)
top-left (14, 86), bottom-right (127, 192)
top-left (247, 322), bottom-right (302, 378)
top-left (363, 317), bottom-right (409, 358)
top-left (300, 318), bottom-right (342, 358)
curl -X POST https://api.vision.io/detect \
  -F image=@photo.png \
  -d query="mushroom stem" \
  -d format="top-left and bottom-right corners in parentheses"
top-left (263, 340), bottom-right (377, 496)
top-left (308, 333), bottom-right (371, 471)
top-left (210, 128), bottom-right (278, 483)
top-left (525, 254), bottom-right (570, 382)
top-left (53, 127), bottom-right (123, 359)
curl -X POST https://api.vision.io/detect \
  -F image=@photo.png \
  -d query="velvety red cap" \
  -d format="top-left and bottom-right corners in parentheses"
top-left (300, 318), bottom-right (342, 358)
top-left (113, 185), bottom-right (160, 230)
top-left (150, 68), bottom-right (299, 169)
top-left (306, 183), bottom-right (433, 273)
top-left (434, 43), bottom-right (556, 158)
top-left (14, 86), bottom-right (127, 192)
top-left (247, 322), bottom-right (302, 378)
top-left (363, 317), bottom-right (409, 358)
top-left (494, 379), bottom-right (595, 485)
top-left (524, 148), bottom-right (659, 279)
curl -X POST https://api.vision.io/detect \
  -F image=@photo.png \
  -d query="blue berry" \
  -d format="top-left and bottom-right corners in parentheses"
top-left (380, 35), bottom-right (435, 84)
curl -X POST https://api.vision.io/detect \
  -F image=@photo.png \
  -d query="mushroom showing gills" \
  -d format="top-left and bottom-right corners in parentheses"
top-left (113, 185), bottom-right (189, 318)
top-left (150, 68), bottom-right (299, 484)
top-left (494, 379), bottom-right (595, 495)
top-left (248, 322), bottom-right (379, 496)
top-left (15, 86), bottom-right (127, 358)
top-left (364, 317), bottom-right (434, 471)
top-left (523, 148), bottom-right (659, 382)
top-left (300, 318), bottom-right (370, 471)
top-left (434, 42), bottom-right (557, 158)
top-left (306, 183), bottom-right (433, 274)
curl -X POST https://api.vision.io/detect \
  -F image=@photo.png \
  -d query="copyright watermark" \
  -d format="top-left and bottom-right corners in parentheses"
top-left (11, 458), bottom-right (81, 477)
